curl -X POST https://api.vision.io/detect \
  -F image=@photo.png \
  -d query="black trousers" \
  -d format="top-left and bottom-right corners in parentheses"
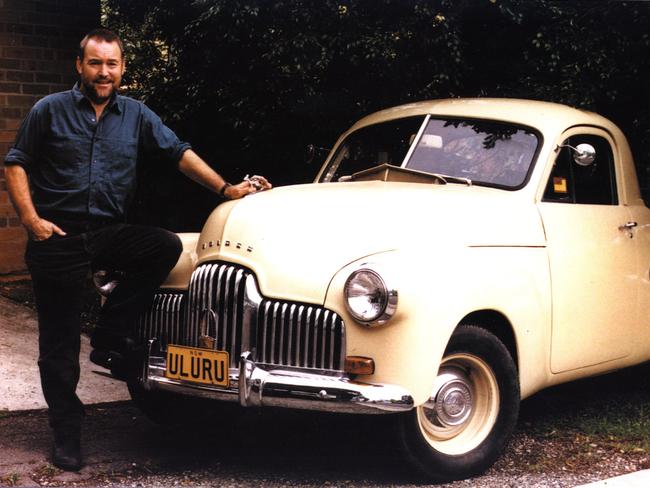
top-left (25, 224), bottom-right (182, 440)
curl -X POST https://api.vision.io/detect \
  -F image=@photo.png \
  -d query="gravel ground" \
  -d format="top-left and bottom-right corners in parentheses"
top-left (1, 384), bottom-right (649, 488)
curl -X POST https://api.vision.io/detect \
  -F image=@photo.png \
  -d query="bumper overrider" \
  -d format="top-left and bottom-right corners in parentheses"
top-left (142, 340), bottom-right (414, 414)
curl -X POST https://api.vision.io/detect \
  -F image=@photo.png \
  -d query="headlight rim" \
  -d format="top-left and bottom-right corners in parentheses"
top-left (344, 265), bottom-right (398, 327)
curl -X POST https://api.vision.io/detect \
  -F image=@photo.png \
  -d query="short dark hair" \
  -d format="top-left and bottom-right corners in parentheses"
top-left (78, 28), bottom-right (124, 60)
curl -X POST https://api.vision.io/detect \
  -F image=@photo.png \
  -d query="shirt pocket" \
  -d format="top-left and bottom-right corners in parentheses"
top-left (41, 135), bottom-right (91, 189)
top-left (100, 139), bottom-right (138, 187)
top-left (97, 139), bottom-right (139, 211)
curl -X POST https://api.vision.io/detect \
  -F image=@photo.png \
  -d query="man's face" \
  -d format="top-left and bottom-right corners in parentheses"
top-left (76, 38), bottom-right (124, 105)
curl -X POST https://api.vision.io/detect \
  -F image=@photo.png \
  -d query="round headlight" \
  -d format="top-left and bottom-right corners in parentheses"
top-left (344, 268), bottom-right (397, 325)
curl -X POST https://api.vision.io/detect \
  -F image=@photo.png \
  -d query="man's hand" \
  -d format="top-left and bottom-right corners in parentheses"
top-left (24, 216), bottom-right (66, 241)
top-left (224, 175), bottom-right (272, 200)
top-left (5, 164), bottom-right (66, 242)
top-left (177, 150), bottom-right (273, 200)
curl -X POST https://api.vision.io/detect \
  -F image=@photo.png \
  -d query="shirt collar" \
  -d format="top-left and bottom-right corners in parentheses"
top-left (72, 82), bottom-right (123, 114)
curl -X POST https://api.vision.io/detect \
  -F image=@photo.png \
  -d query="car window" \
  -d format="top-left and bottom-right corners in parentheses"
top-left (319, 116), bottom-right (425, 183)
top-left (406, 118), bottom-right (539, 188)
top-left (543, 135), bottom-right (618, 205)
top-left (319, 116), bottom-right (539, 188)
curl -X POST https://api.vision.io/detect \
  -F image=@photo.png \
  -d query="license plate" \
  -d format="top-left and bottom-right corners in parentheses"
top-left (165, 345), bottom-right (229, 387)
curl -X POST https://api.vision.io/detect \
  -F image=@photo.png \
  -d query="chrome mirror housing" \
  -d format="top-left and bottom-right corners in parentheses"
top-left (573, 143), bottom-right (596, 166)
top-left (558, 142), bottom-right (596, 167)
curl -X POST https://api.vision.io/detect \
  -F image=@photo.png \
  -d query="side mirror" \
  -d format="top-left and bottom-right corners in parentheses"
top-left (573, 143), bottom-right (596, 166)
top-left (558, 143), bottom-right (596, 167)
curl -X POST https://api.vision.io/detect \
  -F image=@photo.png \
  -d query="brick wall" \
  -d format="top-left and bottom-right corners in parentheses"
top-left (0, 0), bottom-right (100, 274)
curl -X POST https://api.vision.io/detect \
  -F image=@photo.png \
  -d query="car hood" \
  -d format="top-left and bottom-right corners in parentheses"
top-left (195, 181), bottom-right (545, 303)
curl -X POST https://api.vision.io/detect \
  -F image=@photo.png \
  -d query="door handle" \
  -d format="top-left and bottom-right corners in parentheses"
top-left (619, 221), bottom-right (638, 230)
top-left (619, 221), bottom-right (638, 238)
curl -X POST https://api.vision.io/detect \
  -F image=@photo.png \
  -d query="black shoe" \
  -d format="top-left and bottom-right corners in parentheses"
top-left (53, 438), bottom-right (82, 471)
top-left (90, 326), bottom-right (135, 353)
top-left (90, 349), bottom-right (130, 380)
top-left (89, 349), bottom-right (118, 369)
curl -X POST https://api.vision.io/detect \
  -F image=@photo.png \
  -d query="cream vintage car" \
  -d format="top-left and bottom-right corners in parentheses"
top-left (95, 98), bottom-right (650, 482)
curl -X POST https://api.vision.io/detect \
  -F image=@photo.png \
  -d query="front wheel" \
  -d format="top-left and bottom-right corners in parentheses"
top-left (395, 325), bottom-right (520, 482)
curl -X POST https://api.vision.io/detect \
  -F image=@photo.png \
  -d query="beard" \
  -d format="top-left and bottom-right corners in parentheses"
top-left (80, 76), bottom-right (117, 105)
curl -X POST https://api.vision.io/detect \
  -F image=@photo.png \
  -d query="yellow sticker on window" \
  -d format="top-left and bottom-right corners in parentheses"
top-left (553, 177), bottom-right (568, 193)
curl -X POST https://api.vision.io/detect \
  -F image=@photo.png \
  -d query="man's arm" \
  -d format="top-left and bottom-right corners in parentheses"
top-left (4, 164), bottom-right (66, 240)
top-left (177, 149), bottom-right (271, 200)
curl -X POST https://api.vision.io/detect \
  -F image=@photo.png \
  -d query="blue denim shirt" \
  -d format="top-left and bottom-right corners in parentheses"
top-left (4, 84), bottom-right (191, 225)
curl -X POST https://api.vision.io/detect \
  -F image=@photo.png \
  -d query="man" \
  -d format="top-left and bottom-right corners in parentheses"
top-left (4, 28), bottom-right (271, 471)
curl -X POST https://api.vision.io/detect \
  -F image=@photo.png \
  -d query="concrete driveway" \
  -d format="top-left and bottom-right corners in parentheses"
top-left (0, 295), bottom-right (129, 411)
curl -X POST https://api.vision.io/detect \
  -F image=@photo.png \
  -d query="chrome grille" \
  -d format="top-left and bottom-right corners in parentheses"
top-left (185, 262), bottom-right (257, 367)
top-left (138, 262), bottom-right (346, 373)
top-left (138, 292), bottom-right (185, 346)
top-left (258, 301), bottom-right (345, 371)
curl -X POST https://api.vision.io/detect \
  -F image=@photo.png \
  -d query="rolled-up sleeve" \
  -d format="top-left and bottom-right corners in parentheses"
top-left (4, 104), bottom-right (44, 172)
top-left (140, 104), bottom-right (191, 165)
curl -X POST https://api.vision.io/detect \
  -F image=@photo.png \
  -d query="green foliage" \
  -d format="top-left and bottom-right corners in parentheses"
top-left (0, 473), bottom-right (20, 487)
top-left (103, 0), bottom-right (650, 229)
top-left (520, 362), bottom-right (650, 455)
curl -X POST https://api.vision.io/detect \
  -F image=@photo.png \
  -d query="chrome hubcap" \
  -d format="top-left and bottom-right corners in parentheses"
top-left (417, 353), bottom-right (500, 455)
top-left (435, 376), bottom-right (473, 426)
top-left (423, 365), bottom-right (474, 429)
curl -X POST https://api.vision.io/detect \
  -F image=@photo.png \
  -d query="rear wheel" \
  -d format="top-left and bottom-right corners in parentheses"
top-left (396, 325), bottom-right (519, 482)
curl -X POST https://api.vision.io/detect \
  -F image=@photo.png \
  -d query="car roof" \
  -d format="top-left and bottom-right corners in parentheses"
top-left (348, 98), bottom-right (617, 135)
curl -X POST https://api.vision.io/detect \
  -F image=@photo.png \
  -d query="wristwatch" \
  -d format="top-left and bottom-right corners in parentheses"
top-left (219, 182), bottom-right (232, 199)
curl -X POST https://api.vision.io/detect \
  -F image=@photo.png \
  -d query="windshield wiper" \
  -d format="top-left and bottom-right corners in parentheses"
top-left (430, 173), bottom-right (473, 186)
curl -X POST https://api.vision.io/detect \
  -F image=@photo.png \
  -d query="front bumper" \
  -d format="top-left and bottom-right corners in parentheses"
top-left (143, 341), bottom-right (414, 414)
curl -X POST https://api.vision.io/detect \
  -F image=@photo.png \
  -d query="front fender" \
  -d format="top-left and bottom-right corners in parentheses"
top-left (160, 232), bottom-right (199, 290)
top-left (324, 245), bottom-right (551, 405)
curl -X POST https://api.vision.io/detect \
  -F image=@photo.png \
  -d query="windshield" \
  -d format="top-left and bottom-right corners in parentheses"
top-left (319, 116), bottom-right (540, 188)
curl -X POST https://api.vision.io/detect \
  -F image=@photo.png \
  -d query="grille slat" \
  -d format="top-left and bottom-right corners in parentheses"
top-left (138, 262), bottom-right (345, 373)
top-left (304, 308), bottom-right (312, 368)
top-left (221, 267), bottom-right (232, 350)
top-left (138, 291), bottom-right (185, 346)
top-left (296, 305), bottom-right (304, 367)
top-left (261, 302), bottom-right (270, 363)
top-left (328, 312), bottom-right (336, 370)
top-left (312, 309), bottom-right (320, 369)
top-left (320, 312), bottom-right (326, 367)
top-left (270, 302), bottom-right (279, 363)
top-left (214, 266), bottom-right (225, 347)
top-left (232, 269), bottom-right (245, 359)
top-left (275, 303), bottom-right (288, 364)
top-left (206, 265), bottom-right (218, 341)
top-left (289, 304), bottom-right (297, 366)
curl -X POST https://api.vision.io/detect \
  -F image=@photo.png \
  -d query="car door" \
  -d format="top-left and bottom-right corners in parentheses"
top-left (537, 128), bottom-right (637, 373)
